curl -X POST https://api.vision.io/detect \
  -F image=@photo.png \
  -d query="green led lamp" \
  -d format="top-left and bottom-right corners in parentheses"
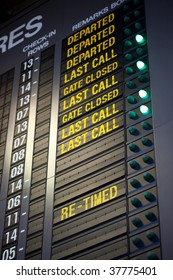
top-left (127, 95), bottom-right (137, 104)
top-left (141, 137), bottom-right (152, 147)
top-left (144, 192), bottom-right (156, 202)
top-left (133, 0), bottom-right (142, 6)
top-left (140, 105), bottom-right (150, 115)
top-left (141, 121), bottom-right (152, 130)
top-left (142, 154), bottom-right (153, 164)
top-left (131, 217), bottom-right (143, 227)
top-left (145, 211), bottom-right (157, 222)
top-left (134, 10), bottom-right (141, 18)
top-left (139, 89), bottom-right (149, 99)
top-left (129, 143), bottom-right (140, 152)
top-left (124, 40), bottom-right (133, 48)
top-left (131, 197), bottom-right (142, 208)
top-left (135, 22), bottom-right (143, 31)
top-left (129, 160), bottom-right (140, 170)
top-left (124, 16), bottom-right (131, 24)
top-left (130, 178), bottom-right (141, 188)
top-left (124, 28), bottom-right (132, 36)
top-left (138, 74), bottom-right (148, 83)
top-left (126, 67), bottom-right (134, 74)
top-left (128, 126), bottom-right (139, 136)
top-left (128, 111), bottom-right (138, 120)
top-left (126, 80), bottom-right (136, 89)
top-left (135, 34), bottom-right (145, 44)
top-left (132, 237), bottom-right (144, 248)
top-left (123, 5), bottom-right (130, 12)
top-left (125, 53), bottom-right (134, 62)
top-left (143, 172), bottom-right (154, 182)
top-left (136, 60), bottom-right (147, 70)
top-left (146, 231), bottom-right (158, 242)
top-left (147, 252), bottom-right (159, 260)
top-left (136, 47), bottom-right (145, 56)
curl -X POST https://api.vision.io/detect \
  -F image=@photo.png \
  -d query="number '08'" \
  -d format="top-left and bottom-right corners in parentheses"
top-left (12, 149), bottom-right (25, 164)
top-left (10, 164), bottom-right (24, 178)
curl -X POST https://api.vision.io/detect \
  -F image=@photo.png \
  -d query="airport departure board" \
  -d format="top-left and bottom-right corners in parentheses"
top-left (0, 0), bottom-right (161, 260)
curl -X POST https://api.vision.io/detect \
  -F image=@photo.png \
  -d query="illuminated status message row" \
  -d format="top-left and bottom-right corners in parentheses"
top-left (59, 72), bottom-right (123, 125)
top-left (58, 10), bottom-right (125, 157)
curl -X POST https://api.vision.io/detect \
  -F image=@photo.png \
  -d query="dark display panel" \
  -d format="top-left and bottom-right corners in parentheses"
top-left (0, 0), bottom-right (165, 260)
top-left (52, 0), bottom-right (161, 260)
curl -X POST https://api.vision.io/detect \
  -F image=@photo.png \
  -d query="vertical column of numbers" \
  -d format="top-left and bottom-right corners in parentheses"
top-left (1, 58), bottom-right (34, 260)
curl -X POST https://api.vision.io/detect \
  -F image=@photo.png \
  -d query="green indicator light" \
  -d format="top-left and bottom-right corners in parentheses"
top-left (139, 89), bottom-right (149, 99)
top-left (123, 5), bottom-right (130, 12)
top-left (140, 105), bottom-right (150, 115)
top-left (144, 192), bottom-right (156, 202)
top-left (126, 80), bottom-right (136, 89)
top-left (127, 95), bottom-right (137, 104)
top-left (141, 137), bottom-right (152, 147)
top-left (136, 47), bottom-right (145, 56)
top-left (131, 217), bottom-right (143, 227)
top-left (131, 197), bottom-right (142, 208)
top-left (135, 34), bottom-right (145, 44)
top-left (135, 22), bottom-right (143, 30)
top-left (141, 121), bottom-right (152, 130)
top-left (138, 75), bottom-right (148, 83)
top-left (128, 126), bottom-right (139, 136)
top-left (124, 28), bottom-right (132, 36)
top-left (125, 53), bottom-right (133, 61)
top-left (134, 10), bottom-right (141, 18)
top-left (147, 252), bottom-right (159, 260)
top-left (142, 154), bottom-right (153, 164)
top-left (129, 160), bottom-right (140, 170)
top-left (130, 178), bottom-right (141, 188)
top-left (124, 40), bottom-right (133, 48)
top-left (145, 211), bottom-right (157, 222)
top-left (126, 67), bottom-right (134, 74)
top-left (124, 16), bottom-right (131, 24)
top-left (128, 111), bottom-right (138, 120)
top-left (133, 0), bottom-right (141, 5)
top-left (129, 143), bottom-right (139, 152)
top-left (143, 172), bottom-right (154, 182)
top-left (136, 60), bottom-right (146, 70)
top-left (146, 231), bottom-right (158, 242)
top-left (132, 237), bottom-right (144, 248)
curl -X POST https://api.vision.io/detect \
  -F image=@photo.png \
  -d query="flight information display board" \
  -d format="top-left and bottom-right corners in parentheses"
top-left (0, 0), bottom-right (161, 260)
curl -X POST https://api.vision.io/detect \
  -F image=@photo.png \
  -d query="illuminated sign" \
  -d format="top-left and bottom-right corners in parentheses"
top-left (60, 185), bottom-right (118, 221)
top-left (0, 0), bottom-right (162, 261)
top-left (59, 85), bottom-right (123, 126)
top-left (58, 115), bottom-right (123, 155)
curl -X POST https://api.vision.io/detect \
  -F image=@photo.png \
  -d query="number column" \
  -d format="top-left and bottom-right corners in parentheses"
top-left (1, 58), bottom-right (34, 260)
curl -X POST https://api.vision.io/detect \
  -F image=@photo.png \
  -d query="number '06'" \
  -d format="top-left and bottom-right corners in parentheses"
top-left (7, 195), bottom-right (21, 210)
